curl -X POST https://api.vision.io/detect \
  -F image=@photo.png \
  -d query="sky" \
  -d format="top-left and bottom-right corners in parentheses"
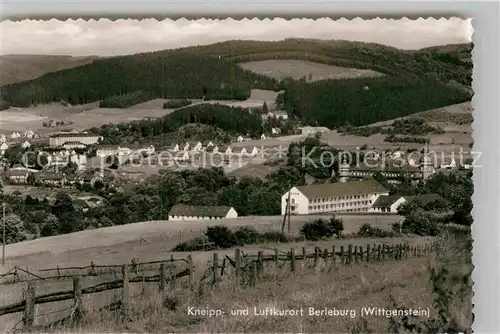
top-left (0, 17), bottom-right (473, 57)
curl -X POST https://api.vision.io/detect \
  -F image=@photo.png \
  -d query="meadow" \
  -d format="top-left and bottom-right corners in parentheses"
top-left (239, 59), bottom-right (384, 82)
top-left (0, 226), bottom-right (471, 333)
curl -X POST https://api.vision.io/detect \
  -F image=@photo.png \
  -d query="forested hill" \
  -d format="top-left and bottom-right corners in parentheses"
top-left (1, 39), bottom-right (472, 128)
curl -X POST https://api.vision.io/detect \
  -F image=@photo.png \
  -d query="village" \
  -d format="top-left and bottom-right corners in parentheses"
top-left (0, 119), bottom-right (470, 219)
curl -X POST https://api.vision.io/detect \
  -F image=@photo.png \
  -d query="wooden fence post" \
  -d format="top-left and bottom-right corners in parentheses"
top-left (366, 244), bottom-right (371, 262)
top-left (250, 261), bottom-right (257, 286)
top-left (359, 246), bottom-right (364, 262)
top-left (213, 253), bottom-right (219, 286)
top-left (235, 249), bottom-right (241, 279)
top-left (302, 247), bottom-right (307, 268)
top-left (290, 248), bottom-right (296, 273)
top-left (274, 248), bottom-right (279, 280)
top-left (89, 261), bottom-right (96, 276)
top-left (314, 247), bottom-right (320, 267)
top-left (381, 245), bottom-right (386, 261)
top-left (122, 265), bottom-right (130, 318)
top-left (73, 276), bottom-right (84, 320)
top-left (340, 246), bottom-right (345, 265)
top-left (57, 265), bottom-right (61, 278)
top-left (331, 246), bottom-right (336, 266)
top-left (257, 251), bottom-right (264, 276)
top-left (159, 263), bottom-right (165, 293)
top-left (187, 255), bottom-right (194, 288)
top-left (23, 281), bottom-right (35, 331)
top-left (353, 246), bottom-right (358, 263)
top-left (347, 245), bottom-right (353, 265)
top-left (169, 255), bottom-right (177, 288)
top-left (323, 248), bottom-right (329, 265)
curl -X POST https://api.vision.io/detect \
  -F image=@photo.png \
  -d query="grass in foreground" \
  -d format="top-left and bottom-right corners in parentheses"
top-left (37, 226), bottom-right (471, 333)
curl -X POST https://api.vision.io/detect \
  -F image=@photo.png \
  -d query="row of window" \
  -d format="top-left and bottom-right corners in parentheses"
top-left (309, 200), bottom-right (372, 211)
top-left (310, 194), bottom-right (373, 203)
top-left (308, 207), bottom-right (371, 213)
top-left (170, 216), bottom-right (224, 219)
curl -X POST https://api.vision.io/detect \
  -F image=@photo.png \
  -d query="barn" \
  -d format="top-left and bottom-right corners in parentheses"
top-left (168, 204), bottom-right (238, 221)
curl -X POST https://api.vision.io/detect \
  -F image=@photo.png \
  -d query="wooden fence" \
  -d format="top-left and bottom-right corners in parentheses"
top-left (0, 242), bottom-right (435, 332)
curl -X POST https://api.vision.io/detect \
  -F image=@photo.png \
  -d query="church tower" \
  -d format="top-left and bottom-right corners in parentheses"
top-left (420, 144), bottom-right (435, 181)
top-left (339, 157), bottom-right (350, 183)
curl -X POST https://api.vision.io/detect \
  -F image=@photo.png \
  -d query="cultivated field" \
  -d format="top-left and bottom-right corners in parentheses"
top-left (2, 214), bottom-right (404, 270)
top-left (0, 185), bottom-right (95, 201)
top-left (239, 60), bottom-right (385, 82)
top-left (0, 54), bottom-right (99, 85)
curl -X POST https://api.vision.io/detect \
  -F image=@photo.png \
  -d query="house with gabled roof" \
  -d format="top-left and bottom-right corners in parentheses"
top-left (281, 179), bottom-right (389, 215)
top-left (370, 195), bottom-right (407, 213)
top-left (168, 204), bottom-right (238, 221)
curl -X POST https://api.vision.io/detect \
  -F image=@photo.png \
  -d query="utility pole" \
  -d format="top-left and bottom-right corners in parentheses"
top-left (2, 202), bottom-right (5, 267)
top-left (162, 55), bottom-right (165, 99)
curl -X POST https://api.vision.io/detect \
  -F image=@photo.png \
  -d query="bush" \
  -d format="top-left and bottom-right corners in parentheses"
top-left (205, 225), bottom-right (236, 248)
top-left (357, 223), bottom-right (396, 238)
top-left (300, 216), bottom-right (344, 241)
top-left (233, 226), bottom-right (260, 246)
top-left (402, 212), bottom-right (442, 236)
top-left (172, 236), bottom-right (211, 252)
top-left (163, 99), bottom-right (192, 109)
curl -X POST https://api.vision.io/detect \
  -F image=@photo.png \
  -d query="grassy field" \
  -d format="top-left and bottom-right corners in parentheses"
top-left (239, 59), bottom-right (384, 82)
top-left (2, 214), bottom-right (403, 269)
top-left (1, 185), bottom-right (95, 201)
top-left (0, 54), bottom-right (99, 85)
top-left (0, 228), bottom-right (471, 333)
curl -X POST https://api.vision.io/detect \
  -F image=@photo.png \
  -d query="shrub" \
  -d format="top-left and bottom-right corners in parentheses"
top-left (205, 225), bottom-right (236, 248)
top-left (172, 236), bottom-right (211, 252)
top-left (233, 226), bottom-right (260, 246)
top-left (402, 212), bottom-right (442, 236)
top-left (300, 216), bottom-right (344, 241)
top-left (163, 99), bottom-right (192, 109)
top-left (357, 223), bottom-right (396, 238)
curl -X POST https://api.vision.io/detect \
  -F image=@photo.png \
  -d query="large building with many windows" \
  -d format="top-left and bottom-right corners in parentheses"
top-left (281, 179), bottom-right (389, 215)
top-left (49, 132), bottom-right (103, 148)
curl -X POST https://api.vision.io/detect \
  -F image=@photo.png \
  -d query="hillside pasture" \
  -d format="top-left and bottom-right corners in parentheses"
top-left (239, 60), bottom-right (385, 82)
top-left (2, 214), bottom-right (404, 270)
top-left (0, 103), bottom-right (174, 134)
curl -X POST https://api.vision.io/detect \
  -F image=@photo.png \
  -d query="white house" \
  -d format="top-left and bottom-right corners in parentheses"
top-left (273, 110), bottom-right (288, 120)
top-left (171, 144), bottom-right (180, 152)
top-left (21, 140), bottom-right (31, 149)
top-left (0, 134), bottom-right (6, 143)
top-left (440, 157), bottom-right (457, 170)
top-left (391, 150), bottom-right (405, 159)
top-left (281, 179), bottom-right (389, 215)
top-left (237, 136), bottom-right (244, 143)
top-left (222, 146), bottom-right (232, 155)
top-left (11, 132), bottom-right (20, 139)
top-left (24, 130), bottom-right (35, 139)
top-left (96, 145), bottom-right (120, 158)
top-left (168, 204), bottom-right (238, 220)
top-left (370, 195), bottom-right (407, 213)
top-left (272, 127), bottom-right (281, 135)
top-left (260, 134), bottom-right (267, 140)
top-left (192, 142), bottom-right (203, 152)
top-left (299, 126), bottom-right (330, 135)
top-left (183, 143), bottom-right (190, 151)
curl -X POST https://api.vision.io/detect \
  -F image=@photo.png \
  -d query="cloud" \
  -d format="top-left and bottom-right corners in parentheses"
top-left (0, 18), bottom-right (473, 56)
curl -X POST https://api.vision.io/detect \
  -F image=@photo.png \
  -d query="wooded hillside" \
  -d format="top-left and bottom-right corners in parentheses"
top-left (1, 39), bottom-right (472, 128)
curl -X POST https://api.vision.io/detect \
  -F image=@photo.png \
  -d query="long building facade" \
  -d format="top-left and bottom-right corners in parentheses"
top-left (49, 133), bottom-right (103, 148)
top-left (281, 179), bottom-right (390, 215)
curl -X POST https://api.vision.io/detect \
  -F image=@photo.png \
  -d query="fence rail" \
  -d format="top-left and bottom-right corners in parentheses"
top-left (0, 242), bottom-right (435, 332)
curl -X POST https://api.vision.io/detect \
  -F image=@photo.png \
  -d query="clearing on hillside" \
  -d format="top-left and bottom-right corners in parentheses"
top-left (239, 60), bottom-right (385, 82)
